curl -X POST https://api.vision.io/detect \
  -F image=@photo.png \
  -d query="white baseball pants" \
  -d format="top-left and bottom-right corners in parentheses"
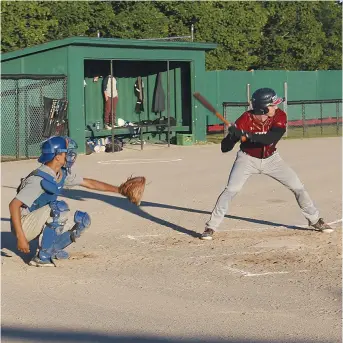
top-left (206, 150), bottom-right (320, 231)
top-left (14, 205), bottom-right (74, 242)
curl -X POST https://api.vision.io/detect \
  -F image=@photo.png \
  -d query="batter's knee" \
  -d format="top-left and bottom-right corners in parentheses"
top-left (290, 184), bottom-right (306, 197)
top-left (225, 185), bottom-right (242, 197)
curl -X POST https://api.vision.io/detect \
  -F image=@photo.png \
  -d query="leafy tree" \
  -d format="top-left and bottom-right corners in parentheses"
top-left (196, 2), bottom-right (268, 70)
top-left (259, 2), bottom-right (327, 70)
top-left (1, 1), bottom-right (341, 70)
top-left (109, 2), bottom-right (169, 39)
top-left (1, 1), bottom-right (57, 52)
top-left (156, 1), bottom-right (268, 70)
top-left (43, 1), bottom-right (115, 40)
top-left (87, 1), bottom-right (116, 38)
top-left (314, 1), bottom-right (342, 69)
top-left (43, 1), bottom-right (91, 40)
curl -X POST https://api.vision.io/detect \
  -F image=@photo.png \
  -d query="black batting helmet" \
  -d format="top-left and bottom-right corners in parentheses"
top-left (251, 88), bottom-right (283, 114)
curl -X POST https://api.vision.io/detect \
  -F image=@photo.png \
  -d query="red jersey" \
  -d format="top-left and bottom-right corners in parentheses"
top-left (235, 108), bottom-right (287, 159)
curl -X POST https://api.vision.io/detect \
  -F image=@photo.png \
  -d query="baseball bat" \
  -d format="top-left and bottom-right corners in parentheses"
top-left (193, 92), bottom-right (246, 142)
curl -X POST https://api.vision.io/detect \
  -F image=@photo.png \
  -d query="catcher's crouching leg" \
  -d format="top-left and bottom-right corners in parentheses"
top-left (119, 176), bottom-right (146, 206)
top-left (37, 210), bottom-right (91, 264)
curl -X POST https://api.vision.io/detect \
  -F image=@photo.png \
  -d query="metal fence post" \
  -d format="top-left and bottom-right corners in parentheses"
top-left (336, 102), bottom-right (340, 136)
top-left (110, 60), bottom-right (115, 153)
top-left (320, 103), bottom-right (323, 136)
top-left (223, 105), bottom-right (228, 137)
top-left (302, 103), bottom-right (306, 138)
top-left (24, 83), bottom-right (29, 158)
top-left (15, 80), bottom-right (20, 160)
top-left (167, 60), bottom-right (170, 148)
top-left (283, 82), bottom-right (288, 138)
top-left (246, 84), bottom-right (251, 110)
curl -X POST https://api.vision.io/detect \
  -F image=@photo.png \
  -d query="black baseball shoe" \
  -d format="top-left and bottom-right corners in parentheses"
top-left (200, 228), bottom-right (215, 240)
top-left (310, 218), bottom-right (334, 233)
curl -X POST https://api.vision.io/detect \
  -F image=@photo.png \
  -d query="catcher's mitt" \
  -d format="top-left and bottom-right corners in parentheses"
top-left (119, 176), bottom-right (146, 206)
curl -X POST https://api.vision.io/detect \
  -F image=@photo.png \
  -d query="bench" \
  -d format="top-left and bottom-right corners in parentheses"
top-left (85, 125), bottom-right (190, 150)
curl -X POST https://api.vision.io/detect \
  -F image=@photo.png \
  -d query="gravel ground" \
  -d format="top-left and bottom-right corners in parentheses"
top-left (1, 137), bottom-right (342, 343)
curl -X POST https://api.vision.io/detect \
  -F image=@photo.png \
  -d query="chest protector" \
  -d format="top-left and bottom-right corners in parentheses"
top-left (17, 168), bottom-right (67, 212)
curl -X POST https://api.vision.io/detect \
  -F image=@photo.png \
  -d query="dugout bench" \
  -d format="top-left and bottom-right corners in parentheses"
top-left (85, 123), bottom-right (190, 151)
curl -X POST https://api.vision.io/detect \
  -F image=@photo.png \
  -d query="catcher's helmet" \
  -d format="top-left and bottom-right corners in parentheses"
top-left (251, 88), bottom-right (283, 114)
top-left (38, 136), bottom-right (78, 169)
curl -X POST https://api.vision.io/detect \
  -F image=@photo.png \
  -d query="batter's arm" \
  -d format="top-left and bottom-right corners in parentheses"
top-left (244, 126), bottom-right (286, 145)
top-left (221, 113), bottom-right (248, 152)
top-left (221, 134), bottom-right (240, 152)
top-left (244, 109), bottom-right (287, 145)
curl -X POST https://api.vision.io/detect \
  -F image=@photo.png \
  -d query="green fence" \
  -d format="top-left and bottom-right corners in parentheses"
top-left (1, 75), bottom-right (67, 161)
top-left (205, 70), bottom-right (343, 126)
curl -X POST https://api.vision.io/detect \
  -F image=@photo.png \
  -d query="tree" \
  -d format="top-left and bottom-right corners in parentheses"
top-left (197, 2), bottom-right (268, 70)
top-left (1, 1), bottom-right (57, 52)
top-left (87, 1), bottom-right (116, 38)
top-left (109, 2), bottom-right (169, 39)
top-left (1, 1), bottom-right (341, 70)
top-left (156, 1), bottom-right (269, 70)
top-left (314, 1), bottom-right (342, 69)
top-left (43, 1), bottom-right (115, 40)
top-left (259, 2), bottom-right (327, 70)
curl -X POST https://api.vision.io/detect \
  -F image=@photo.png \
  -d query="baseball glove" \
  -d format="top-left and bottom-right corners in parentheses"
top-left (119, 176), bottom-right (146, 206)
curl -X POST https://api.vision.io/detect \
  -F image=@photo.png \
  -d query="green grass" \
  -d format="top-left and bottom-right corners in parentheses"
top-left (207, 125), bottom-right (342, 144)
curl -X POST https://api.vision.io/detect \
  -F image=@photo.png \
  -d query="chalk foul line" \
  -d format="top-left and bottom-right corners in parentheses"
top-left (98, 158), bottom-right (182, 165)
top-left (225, 265), bottom-right (309, 277)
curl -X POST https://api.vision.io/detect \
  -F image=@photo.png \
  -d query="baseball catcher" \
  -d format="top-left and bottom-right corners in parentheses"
top-left (201, 88), bottom-right (333, 240)
top-left (9, 135), bottom-right (146, 267)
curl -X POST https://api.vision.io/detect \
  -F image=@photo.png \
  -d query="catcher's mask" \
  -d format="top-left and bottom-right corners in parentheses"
top-left (38, 136), bottom-right (78, 173)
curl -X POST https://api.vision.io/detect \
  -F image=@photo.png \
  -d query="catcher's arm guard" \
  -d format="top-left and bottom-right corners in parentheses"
top-left (118, 176), bottom-right (146, 206)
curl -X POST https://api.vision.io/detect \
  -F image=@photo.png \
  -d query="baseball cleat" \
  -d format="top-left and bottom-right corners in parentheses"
top-left (310, 218), bottom-right (334, 233)
top-left (200, 228), bottom-right (214, 240)
top-left (29, 256), bottom-right (56, 267)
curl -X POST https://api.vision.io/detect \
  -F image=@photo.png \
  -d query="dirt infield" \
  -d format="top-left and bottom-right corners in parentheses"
top-left (1, 137), bottom-right (342, 343)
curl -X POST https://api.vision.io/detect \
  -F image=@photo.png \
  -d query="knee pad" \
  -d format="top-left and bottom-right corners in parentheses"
top-left (48, 200), bottom-right (70, 233)
top-left (70, 211), bottom-right (91, 242)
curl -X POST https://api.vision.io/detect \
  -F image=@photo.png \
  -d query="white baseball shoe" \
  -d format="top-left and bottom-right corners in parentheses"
top-left (200, 228), bottom-right (215, 240)
top-left (310, 218), bottom-right (334, 233)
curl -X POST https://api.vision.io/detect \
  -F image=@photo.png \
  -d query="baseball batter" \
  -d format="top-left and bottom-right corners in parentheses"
top-left (201, 88), bottom-right (333, 240)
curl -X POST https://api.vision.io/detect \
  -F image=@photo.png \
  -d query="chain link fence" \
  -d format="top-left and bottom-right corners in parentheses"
top-left (1, 75), bottom-right (68, 161)
top-left (285, 99), bottom-right (342, 138)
